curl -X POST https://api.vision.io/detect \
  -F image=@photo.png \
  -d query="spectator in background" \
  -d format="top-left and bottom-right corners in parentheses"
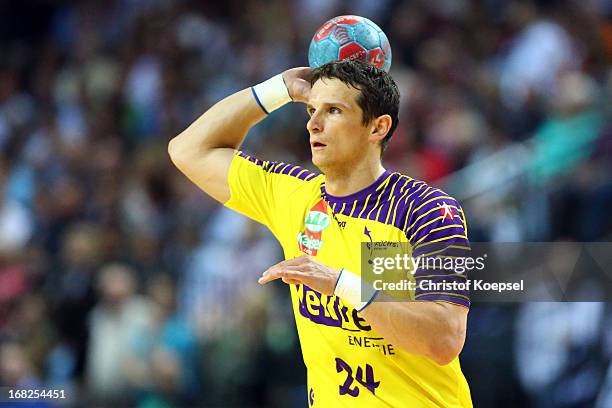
top-left (0, 156), bottom-right (33, 255)
top-left (515, 302), bottom-right (608, 408)
top-left (4, 294), bottom-right (58, 379)
top-left (124, 272), bottom-right (200, 407)
top-left (86, 263), bottom-right (151, 404)
top-left (530, 71), bottom-right (604, 186)
top-left (47, 222), bottom-right (101, 381)
top-left (0, 159), bottom-right (32, 329)
top-left (0, 340), bottom-right (46, 390)
top-left (530, 71), bottom-right (605, 240)
top-left (499, 1), bottom-right (580, 110)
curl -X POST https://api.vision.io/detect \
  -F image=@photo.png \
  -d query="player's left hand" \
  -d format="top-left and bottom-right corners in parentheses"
top-left (282, 67), bottom-right (312, 103)
top-left (258, 255), bottom-right (340, 295)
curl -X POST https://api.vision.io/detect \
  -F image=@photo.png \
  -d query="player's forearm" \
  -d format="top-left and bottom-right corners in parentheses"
top-left (168, 88), bottom-right (266, 159)
top-left (261, 258), bottom-right (469, 365)
top-left (359, 297), bottom-right (467, 365)
top-left (168, 71), bottom-right (302, 203)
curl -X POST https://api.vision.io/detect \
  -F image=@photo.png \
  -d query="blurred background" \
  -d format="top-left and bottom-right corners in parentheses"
top-left (0, 0), bottom-right (611, 407)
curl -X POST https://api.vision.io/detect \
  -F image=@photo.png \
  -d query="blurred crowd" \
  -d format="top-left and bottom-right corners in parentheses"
top-left (0, 0), bottom-right (611, 407)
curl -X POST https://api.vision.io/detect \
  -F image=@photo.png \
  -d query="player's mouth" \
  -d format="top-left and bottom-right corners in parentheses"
top-left (311, 141), bottom-right (327, 150)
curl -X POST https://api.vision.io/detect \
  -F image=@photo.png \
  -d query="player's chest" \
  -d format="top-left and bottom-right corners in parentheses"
top-left (288, 198), bottom-right (406, 270)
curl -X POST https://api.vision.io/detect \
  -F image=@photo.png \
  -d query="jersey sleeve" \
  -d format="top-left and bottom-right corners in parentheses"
top-left (224, 151), bottom-right (318, 239)
top-left (404, 188), bottom-right (471, 308)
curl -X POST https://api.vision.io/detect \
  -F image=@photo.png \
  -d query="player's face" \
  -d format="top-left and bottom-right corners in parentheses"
top-left (306, 78), bottom-right (374, 170)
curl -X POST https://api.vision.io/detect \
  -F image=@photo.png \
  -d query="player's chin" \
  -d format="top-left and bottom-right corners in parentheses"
top-left (311, 150), bottom-right (331, 168)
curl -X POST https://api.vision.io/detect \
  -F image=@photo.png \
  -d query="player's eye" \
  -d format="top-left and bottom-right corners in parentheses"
top-left (307, 107), bottom-right (316, 116)
top-left (329, 106), bottom-right (341, 114)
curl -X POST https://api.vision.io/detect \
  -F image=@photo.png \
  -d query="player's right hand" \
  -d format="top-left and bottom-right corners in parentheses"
top-left (283, 67), bottom-right (312, 103)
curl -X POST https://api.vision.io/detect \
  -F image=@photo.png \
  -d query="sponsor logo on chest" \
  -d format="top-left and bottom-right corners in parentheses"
top-left (298, 199), bottom-right (330, 256)
top-left (305, 210), bottom-right (331, 233)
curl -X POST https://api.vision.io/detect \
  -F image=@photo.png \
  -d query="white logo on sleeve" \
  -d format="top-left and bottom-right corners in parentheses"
top-left (438, 202), bottom-right (457, 222)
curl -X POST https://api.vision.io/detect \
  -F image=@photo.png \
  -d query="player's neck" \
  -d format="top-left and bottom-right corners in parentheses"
top-left (324, 162), bottom-right (386, 197)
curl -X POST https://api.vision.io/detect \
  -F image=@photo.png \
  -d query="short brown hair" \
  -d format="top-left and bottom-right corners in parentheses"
top-left (311, 60), bottom-right (400, 154)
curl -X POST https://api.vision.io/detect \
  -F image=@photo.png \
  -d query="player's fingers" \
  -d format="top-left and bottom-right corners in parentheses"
top-left (285, 66), bottom-right (312, 81)
top-left (259, 267), bottom-right (282, 284)
top-left (259, 269), bottom-right (307, 285)
top-left (258, 275), bottom-right (275, 284)
top-left (259, 265), bottom-right (291, 284)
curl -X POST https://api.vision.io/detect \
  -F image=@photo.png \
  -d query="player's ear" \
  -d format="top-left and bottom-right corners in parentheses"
top-left (369, 114), bottom-right (392, 143)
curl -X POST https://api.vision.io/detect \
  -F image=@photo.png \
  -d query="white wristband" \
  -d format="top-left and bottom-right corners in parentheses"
top-left (334, 269), bottom-right (379, 312)
top-left (251, 73), bottom-right (292, 114)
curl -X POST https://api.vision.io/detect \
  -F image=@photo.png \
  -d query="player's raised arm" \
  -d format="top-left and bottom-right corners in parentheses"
top-left (167, 68), bottom-right (312, 203)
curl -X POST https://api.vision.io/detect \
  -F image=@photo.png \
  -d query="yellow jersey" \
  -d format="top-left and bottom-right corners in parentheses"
top-left (224, 151), bottom-right (472, 407)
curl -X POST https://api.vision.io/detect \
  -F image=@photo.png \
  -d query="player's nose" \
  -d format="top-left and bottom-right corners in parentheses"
top-left (306, 110), bottom-right (323, 133)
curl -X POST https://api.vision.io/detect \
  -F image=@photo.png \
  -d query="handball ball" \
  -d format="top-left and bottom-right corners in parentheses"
top-left (308, 15), bottom-right (392, 72)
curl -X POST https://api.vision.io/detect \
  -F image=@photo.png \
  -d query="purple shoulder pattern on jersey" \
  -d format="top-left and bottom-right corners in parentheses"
top-left (323, 171), bottom-right (413, 222)
top-left (237, 151), bottom-right (319, 181)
